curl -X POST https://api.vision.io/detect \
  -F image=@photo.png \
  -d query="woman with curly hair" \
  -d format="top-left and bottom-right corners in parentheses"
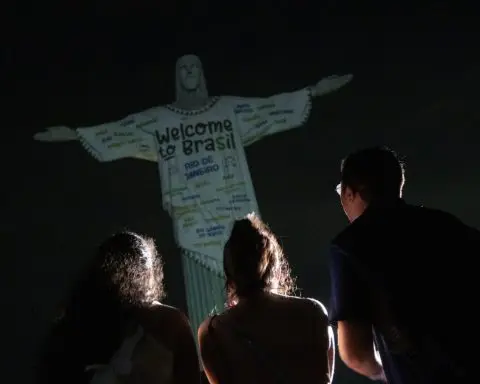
top-left (37, 231), bottom-right (200, 384)
top-left (198, 214), bottom-right (334, 384)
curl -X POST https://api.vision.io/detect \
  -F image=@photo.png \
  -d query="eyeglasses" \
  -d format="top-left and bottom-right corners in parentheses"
top-left (335, 183), bottom-right (342, 196)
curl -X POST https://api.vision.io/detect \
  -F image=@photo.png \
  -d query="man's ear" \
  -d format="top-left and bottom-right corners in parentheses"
top-left (343, 186), bottom-right (356, 202)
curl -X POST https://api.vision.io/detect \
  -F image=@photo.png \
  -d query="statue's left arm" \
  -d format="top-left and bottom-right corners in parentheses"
top-left (232, 74), bottom-right (352, 146)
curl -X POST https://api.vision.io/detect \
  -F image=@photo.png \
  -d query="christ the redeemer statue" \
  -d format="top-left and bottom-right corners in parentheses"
top-left (34, 54), bottom-right (352, 334)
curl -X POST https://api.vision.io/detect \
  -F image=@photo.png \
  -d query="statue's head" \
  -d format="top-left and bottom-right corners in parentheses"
top-left (175, 54), bottom-right (208, 100)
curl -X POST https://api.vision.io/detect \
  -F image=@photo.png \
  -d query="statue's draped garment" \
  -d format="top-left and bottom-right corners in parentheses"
top-left (77, 89), bottom-right (312, 333)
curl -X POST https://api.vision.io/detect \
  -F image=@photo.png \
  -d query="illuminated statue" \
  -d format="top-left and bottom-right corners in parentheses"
top-left (34, 54), bottom-right (352, 334)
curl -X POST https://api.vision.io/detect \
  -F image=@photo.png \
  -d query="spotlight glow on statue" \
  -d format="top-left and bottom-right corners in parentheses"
top-left (34, 54), bottom-right (352, 330)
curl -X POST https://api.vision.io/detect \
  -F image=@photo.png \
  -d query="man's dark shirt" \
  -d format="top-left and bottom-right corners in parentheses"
top-left (329, 199), bottom-right (476, 384)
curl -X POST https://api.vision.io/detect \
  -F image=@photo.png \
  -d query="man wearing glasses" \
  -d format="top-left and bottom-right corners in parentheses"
top-left (328, 146), bottom-right (473, 383)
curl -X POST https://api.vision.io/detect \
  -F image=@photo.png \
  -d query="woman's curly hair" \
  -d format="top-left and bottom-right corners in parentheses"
top-left (95, 231), bottom-right (164, 305)
top-left (223, 213), bottom-right (296, 307)
top-left (37, 231), bottom-right (164, 384)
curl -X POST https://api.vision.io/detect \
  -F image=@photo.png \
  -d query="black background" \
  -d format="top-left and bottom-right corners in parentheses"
top-left (5, 2), bottom-right (479, 383)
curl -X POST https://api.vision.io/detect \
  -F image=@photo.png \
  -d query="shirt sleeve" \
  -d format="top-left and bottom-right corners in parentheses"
top-left (328, 243), bottom-right (372, 326)
top-left (227, 88), bottom-right (312, 147)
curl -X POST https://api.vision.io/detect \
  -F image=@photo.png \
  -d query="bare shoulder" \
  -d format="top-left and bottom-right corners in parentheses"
top-left (198, 315), bottom-right (212, 332)
top-left (197, 315), bottom-right (219, 342)
top-left (280, 295), bottom-right (328, 315)
top-left (198, 311), bottom-right (230, 345)
top-left (198, 316), bottom-right (212, 340)
top-left (141, 303), bottom-right (193, 347)
top-left (150, 302), bottom-right (191, 328)
top-left (304, 297), bottom-right (329, 317)
top-left (292, 298), bottom-right (329, 333)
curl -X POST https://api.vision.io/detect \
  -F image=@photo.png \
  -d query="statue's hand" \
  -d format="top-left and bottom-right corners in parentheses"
top-left (33, 126), bottom-right (78, 142)
top-left (312, 74), bottom-right (353, 97)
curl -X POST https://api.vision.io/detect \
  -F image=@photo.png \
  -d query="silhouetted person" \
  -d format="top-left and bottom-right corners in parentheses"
top-left (198, 214), bottom-right (334, 384)
top-left (37, 231), bottom-right (200, 384)
top-left (329, 147), bottom-right (475, 383)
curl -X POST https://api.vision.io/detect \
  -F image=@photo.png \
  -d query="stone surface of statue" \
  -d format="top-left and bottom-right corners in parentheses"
top-left (34, 54), bottom-right (353, 335)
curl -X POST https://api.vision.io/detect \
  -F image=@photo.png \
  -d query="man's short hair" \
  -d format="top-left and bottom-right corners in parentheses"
top-left (340, 146), bottom-right (405, 202)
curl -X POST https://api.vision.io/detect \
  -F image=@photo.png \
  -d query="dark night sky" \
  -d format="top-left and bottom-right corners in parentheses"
top-left (5, 2), bottom-right (480, 383)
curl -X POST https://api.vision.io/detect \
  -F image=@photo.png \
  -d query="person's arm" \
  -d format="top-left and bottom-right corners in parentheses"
top-left (173, 312), bottom-right (202, 384)
top-left (328, 244), bottom-right (385, 381)
top-left (328, 325), bottom-right (336, 382)
top-left (337, 321), bottom-right (384, 380)
top-left (308, 298), bottom-right (336, 383)
top-left (197, 318), bottom-right (229, 384)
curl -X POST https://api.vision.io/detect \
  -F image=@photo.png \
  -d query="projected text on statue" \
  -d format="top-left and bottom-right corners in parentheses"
top-left (184, 155), bottom-right (220, 181)
top-left (153, 119), bottom-right (236, 159)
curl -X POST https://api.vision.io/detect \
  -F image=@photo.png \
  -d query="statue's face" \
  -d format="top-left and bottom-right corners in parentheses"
top-left (179, 60), bottom-right (201, 91)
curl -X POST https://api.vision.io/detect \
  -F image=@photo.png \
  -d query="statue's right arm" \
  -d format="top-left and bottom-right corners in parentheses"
top-left (33, 109), bottom-right (160, 163)
top-left (33, 125), bottom-right (78, 142)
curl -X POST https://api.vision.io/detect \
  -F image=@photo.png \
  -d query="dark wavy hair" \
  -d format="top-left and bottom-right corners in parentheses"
top-left (37, 231), bottom-right (164, 384)
top-left (223, 213), bottom-right (295, 307)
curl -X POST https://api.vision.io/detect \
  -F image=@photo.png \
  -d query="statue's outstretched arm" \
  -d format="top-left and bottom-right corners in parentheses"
top-left (33, 109), bottom-right (160, 163)
top-left (230, 88), bottom-right (312, 146)
top-left (310, 74), bottom-right (353, 97)
top-left (231, 73), bottom-right (353, 147)
top-left (34, 125), bottom-right (78, 142)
